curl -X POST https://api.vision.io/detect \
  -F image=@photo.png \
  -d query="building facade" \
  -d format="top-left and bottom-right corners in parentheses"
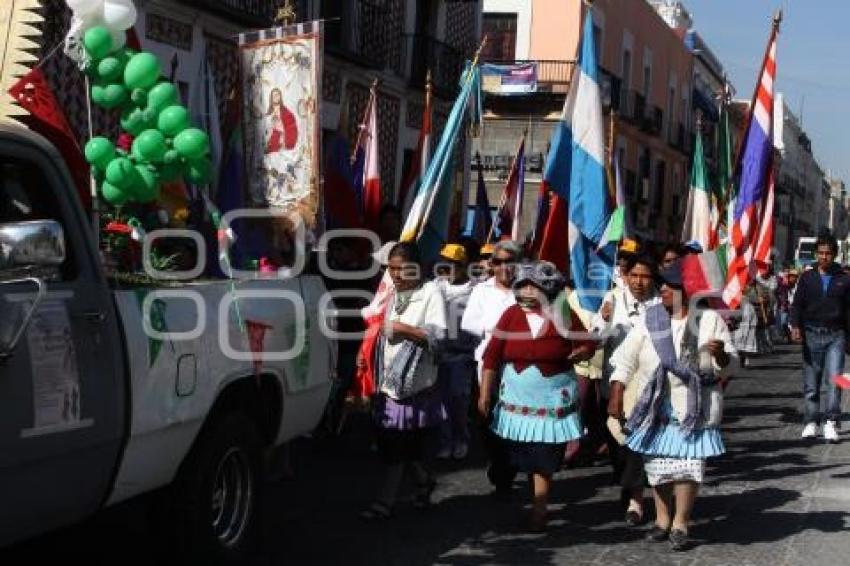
top-left (37, 0), bottom-right (481, 215)
top-left (478, 0), bottom-right (695, 245)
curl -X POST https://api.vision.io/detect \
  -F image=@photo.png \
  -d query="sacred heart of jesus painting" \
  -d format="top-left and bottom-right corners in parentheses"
top-left (239, 22), bottom-right (322, 226)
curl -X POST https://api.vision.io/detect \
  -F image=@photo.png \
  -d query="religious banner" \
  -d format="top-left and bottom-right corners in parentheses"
top-left (238, 21), bottom-right (322, 226)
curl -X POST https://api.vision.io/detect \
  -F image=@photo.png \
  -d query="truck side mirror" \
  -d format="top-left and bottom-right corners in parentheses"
top-left (0, 219), bottom-right (66, 272)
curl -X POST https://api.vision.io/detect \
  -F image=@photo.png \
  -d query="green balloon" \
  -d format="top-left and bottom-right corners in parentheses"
top-left (100, 83), bottom-right (129, 109)
top-left (84, 137), bottom-right (115, 170)
top-left (124, 52), bottom-right (161, 91)
top-left (105, 157), bottom-right (136, 188)
top-left (97, 56), bottom-right (124, 82)
top-left (186, 158), bottom-right (213, 185)
top-left (173, 128), bottom-right (210, 160)
top-left (163, 149), bottom-right (181, 165)
top-left (91, 84), bottom-right (108, 107)
top-left (147, 82), bottom-right (179, 113)
top-left (157, 105), bottom-right (190, 137)
top-left (132, 129), bottom-right (167, 163)
top-left (130, 88), bottom-right (148, 107)
top-left (101, 181), bottom-right (129, 206)
top-left (132, 165), bottom-right (160, 203)
top-left (83, 26), bottom-right (113, 61)
top-left (120, 107), bottom-right (149, 136)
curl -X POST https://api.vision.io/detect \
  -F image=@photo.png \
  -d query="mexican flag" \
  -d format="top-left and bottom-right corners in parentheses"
top-left (681, 130), bottom-right (712, 250)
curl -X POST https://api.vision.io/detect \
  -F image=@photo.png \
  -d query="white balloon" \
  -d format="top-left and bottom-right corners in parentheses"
top-left (110, 28), bottom-right (127, 51)
top-left (66, 0), bottom-right (103, 15)
top-left (102, 0), bottom-right (137, 31)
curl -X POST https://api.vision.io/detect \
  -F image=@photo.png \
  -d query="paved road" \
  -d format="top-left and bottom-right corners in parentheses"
top-left (4, 344), bottom-right (850, 565)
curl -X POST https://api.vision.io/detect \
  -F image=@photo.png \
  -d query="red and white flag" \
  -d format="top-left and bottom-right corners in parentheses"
top-left (360, 89), bottom-right (382, 233)
top-left (496, 135), bottom-right (526, 241)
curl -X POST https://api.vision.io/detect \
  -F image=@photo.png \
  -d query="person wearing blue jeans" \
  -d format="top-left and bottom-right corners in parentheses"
top-left (790, 234), bottom-right (850, 443)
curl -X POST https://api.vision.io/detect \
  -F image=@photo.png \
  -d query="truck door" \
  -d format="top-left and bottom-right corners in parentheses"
top-left (0, 135), bottom-right (126, 545)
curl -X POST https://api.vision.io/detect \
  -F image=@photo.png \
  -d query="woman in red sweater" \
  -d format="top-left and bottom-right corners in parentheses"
top-left (478, 261), bottom-right (594, 531)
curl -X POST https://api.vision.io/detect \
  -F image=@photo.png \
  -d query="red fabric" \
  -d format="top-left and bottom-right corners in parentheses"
top-left (482, 304), bottom-right (594, 376)
top-left (363, 177), bottom-right (382, 234)
top-left (8, 67), bottom-right (91, 209)
top-left (265, 106), bottom-right (298, 153)
top-left (246, 320), bottom-right (273, 378)
top-left (536, 189), bottom-right (568, 272)
top-left (350, 314), bottom-right (383, 399)
top-left (126, 27), bottom-right (142, 51)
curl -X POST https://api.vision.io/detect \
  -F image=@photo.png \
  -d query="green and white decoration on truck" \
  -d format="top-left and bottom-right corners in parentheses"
top-left (68, 0), bottom-right (213, 206)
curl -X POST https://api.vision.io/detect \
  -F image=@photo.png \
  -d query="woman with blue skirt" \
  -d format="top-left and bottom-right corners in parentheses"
top-left (478, 262), bottom-right (594, 532)
top-left (608, 260), bottom-right (737, 551)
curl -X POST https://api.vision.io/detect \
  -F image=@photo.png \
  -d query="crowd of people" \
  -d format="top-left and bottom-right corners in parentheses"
top-left (316, 214), bottom-right (848, 552)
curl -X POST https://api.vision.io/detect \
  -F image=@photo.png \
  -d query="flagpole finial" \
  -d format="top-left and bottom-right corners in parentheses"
top-left (471, 34), bottom-right (488, 67)
top-left (773, 9), bottom-right (783, 28)
top-left (370, 77), bottom-right (379, 92)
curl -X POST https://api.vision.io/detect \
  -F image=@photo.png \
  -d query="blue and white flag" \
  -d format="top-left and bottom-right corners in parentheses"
top-left (546, 10), bottom-right (614, 311)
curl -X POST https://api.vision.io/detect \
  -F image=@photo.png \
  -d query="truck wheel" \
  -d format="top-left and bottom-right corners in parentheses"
top-left (172, 412), bottom-right (264, 563)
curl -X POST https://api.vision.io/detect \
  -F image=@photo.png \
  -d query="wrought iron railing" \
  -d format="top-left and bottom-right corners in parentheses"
top-left (324, 0), bottom-right (404, 74)
top-left (178, 0), bottom-right (283, 26)
top-left (406, 34), bottom-right (465, 98)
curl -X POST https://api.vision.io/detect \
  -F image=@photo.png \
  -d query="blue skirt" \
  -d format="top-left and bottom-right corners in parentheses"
top-left (491, 363), bottom-right (583, 444)
top-left (626, 424), bottom-right (725, 459)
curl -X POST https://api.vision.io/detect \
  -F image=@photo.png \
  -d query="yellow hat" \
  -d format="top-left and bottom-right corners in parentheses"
top-left (619, 238), bottom-right (639, 254)
top-left (480, 243), bottom-right (495, 257)
top-left (439, 243), bottom-right (467, 263)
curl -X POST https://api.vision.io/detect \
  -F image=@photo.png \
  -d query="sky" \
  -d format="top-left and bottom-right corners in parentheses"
top-left (686, 0), bottom-right (850, 183)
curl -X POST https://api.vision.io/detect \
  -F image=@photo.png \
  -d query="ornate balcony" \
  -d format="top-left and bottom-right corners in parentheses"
top-left (407, 34), bottom-right (465, 98)
top-left (178, 0), bottom-right (286, 27)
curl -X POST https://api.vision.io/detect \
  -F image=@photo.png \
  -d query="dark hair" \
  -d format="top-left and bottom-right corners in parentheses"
top-left (660, 243), bottom-right (682, 258)
top-left (816, 233), bottom-right (838, 254)
top-left (387, 241), bottom-right (421, 265)
top-left (624, 253), bottom-right (659, 277)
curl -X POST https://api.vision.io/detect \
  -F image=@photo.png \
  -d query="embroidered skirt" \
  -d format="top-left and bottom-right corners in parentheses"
top-left (643, 456), bottom-right (706, 486)
top-left (491, 363), bottom-right (582, 444)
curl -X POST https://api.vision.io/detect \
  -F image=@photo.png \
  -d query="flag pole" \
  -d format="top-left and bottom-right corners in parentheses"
top-left (486, 128), bottom-right (527, 244)
top-left (352, 78), bottom-right (379, 164)
top-left (416, 35), bottom-right (487, 241)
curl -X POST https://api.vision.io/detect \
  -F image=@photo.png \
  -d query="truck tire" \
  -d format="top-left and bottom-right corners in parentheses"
top-left (171, 412), bottom-right (264, 563)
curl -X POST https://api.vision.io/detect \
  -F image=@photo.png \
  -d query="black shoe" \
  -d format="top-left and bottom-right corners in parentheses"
top-left (625, 509), bottom-right (643, 527)
top-left (669, 529), bottom-right (691, 551)
top-left (645, 526), bottom-right (669, 542)
top-left (491, 485), bottom-right (513, 503)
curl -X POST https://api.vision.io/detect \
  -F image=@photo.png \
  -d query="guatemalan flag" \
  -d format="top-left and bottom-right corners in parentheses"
top-left (723, 16), bottom-right (779, 309)
top-left (539, 9), bottom-right (613, 311)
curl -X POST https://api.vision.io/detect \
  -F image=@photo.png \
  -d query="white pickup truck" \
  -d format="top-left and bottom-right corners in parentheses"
top-left (0, 123), bottom-right (335, 560)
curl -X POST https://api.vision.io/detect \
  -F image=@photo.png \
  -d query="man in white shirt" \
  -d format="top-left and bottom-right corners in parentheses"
top-left (460, 239), bottom-right (522, 498)
top-left (593, 253), bottom-right (661, 527)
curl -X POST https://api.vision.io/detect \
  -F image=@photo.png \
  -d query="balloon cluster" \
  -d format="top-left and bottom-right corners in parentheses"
top-left (74, 0), bottom-right (213, 206)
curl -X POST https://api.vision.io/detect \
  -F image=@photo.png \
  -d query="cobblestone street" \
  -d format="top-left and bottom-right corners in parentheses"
top-left (8, 344), bottom-right (849, 565)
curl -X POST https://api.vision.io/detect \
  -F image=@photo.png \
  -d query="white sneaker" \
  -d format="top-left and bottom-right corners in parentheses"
top-left (802, 423), bottom-right (819, 438)
top-left (452, 442), bottom-right (469, 460)
top-left (436, 447), bottom-right (452, 460)
top-left (824, 421), bottom-right (839, 443)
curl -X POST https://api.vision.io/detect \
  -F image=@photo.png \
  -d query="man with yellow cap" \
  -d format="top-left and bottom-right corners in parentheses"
top-left (434, 243), bottom-right (478, 459)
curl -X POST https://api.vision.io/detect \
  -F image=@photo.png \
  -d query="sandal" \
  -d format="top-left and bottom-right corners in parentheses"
top-left (360, 501), bottom-right (393, 521)
top-left (413, 479), bottom-right (437, 509)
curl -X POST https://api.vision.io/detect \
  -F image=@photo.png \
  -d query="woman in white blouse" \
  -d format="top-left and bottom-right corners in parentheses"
top-left (607, 260), bottom-right (737, 551)
top-left (361, 242), bottom-right (448, 520)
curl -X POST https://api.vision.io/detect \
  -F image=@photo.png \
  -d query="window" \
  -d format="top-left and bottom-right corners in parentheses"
top-left (643, 65), bottom-right (651, 98)
top-left (654, 160), bottom-right (667, 210)
top-left (667, 85), bottom-right (676, 141)
top-left (481, 13), bottom-right (517, 61)
top-left (0, 157), bottom-right (77, 279)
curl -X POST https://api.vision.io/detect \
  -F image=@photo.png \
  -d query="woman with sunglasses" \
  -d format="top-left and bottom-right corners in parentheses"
top-left (478, 261), bottom-right (595, 532)
top-left (607, 260), bottom-right (737, 551)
